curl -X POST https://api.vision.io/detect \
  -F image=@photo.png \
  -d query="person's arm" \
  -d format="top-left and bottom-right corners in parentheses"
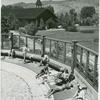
top-left (72, 90), bottom-right (79, 99)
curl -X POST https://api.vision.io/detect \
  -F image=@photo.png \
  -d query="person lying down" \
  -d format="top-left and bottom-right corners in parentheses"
top-left (45, 68), bottom-right (75, 98)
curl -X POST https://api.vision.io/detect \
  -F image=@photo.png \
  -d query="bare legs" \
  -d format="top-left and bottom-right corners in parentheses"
top-left (46, 84), bottom-right (73, 98)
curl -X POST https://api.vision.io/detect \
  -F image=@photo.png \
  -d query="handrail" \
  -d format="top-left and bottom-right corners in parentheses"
top-left (76, 43), bottom-right (98, 56)
top-left (45, 37), bottom-right (72, 44)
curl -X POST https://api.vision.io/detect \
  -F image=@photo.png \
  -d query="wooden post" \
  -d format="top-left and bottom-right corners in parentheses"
top-left (93, 55), bottom-right (98, 85)
top-left (72, 40), bottom-right (78, 74)
top-left (42, 36), bottom-right (46, 56)
top-left (49, 39), bottom-right (52, 56)
top-left (64, 42), bottom-right (66, 63)
top-left (18, 35), bottom-right (20, 49)
top-left (26, 36), bottom-right (28, 46)
top-left (80, 47), bottom-right (83, 67)
top-left (1, 36), bottom-right (4, 49)
top-left (10, 33), bottom-right (13, 51)
top-left (33, 38), bottom-right (35, 53)
top-left (56, 41), bottom-right (59, 59)
top-left (85, 51), bottom-right (89, 77)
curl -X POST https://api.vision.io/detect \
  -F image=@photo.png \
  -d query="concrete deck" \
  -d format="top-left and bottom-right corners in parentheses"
top-left (1, 57), bottom-right (77, 100)
top-left (1, 49), bottom-right (98, 100)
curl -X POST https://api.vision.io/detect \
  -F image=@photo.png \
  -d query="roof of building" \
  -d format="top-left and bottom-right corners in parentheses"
top-left (2, 7), bottom-right (57, 20)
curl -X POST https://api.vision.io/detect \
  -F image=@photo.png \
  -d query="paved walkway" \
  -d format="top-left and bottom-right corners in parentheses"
top-left (1, 57), bottom-right (77, 100)
top-left (1, 61), bottom-right (54, 100)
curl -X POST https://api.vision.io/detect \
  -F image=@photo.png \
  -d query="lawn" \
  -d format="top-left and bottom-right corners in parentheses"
top-left (36, 27), bottom-right (99, 53)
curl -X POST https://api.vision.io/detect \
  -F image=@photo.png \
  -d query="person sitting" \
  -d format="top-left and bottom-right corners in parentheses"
top-left (36, 55), bottom-right (50, 79)
top-left (39, 54), bottom-right (50, 67)
top-left (36, 65), bottom-right (49, 79)
top-left (46, 71), bottom-right (75, 98)
top-left (54, 68), bottom-right (69, 85)
top-left (73, 84), bottom-right (87, 100)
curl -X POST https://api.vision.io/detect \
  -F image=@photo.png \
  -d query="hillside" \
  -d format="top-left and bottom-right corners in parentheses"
top-left (7, 0), bottom-right (99, 14)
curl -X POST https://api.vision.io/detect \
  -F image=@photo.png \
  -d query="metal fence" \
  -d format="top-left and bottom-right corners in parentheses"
top-left (1, 33), bottom-right (98, 91)
top-left (76, 43), bottom-right (98, 90)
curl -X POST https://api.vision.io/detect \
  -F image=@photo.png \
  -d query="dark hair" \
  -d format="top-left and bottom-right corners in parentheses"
top-left (65, 69), bottom-right (68, 73)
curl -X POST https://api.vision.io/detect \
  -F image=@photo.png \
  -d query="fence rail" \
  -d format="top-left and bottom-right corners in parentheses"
top-left (1, 33), bottom-right (98, 91)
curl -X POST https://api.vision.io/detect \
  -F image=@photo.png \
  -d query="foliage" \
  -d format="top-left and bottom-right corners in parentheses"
top-left (1, 14), bottom-right (20, 34)
top-left (7, 14), bottom-right (20, 30)
top-left (58, 9), bottom-right (78, 32)
top-left (69, 9), bottom-right (78, 26)
top-left (19, 27), bottom-right (26, 34)
top-left (46, 5), bottom-right (54, 13)
top-left (1, 16), bottom-right (10, 33)
top-left (79, 28), bottom-right (95, 33)
top-left (46, 18), bottom-right (58, 29)
top-left (81, 6), bottom-right (95, 18)
top-left (39, 18), bottom-right (45, 30)
top-left (24, 23), bottom-right (38, 36)
top-left (2, 5), bottom-right (23, 9)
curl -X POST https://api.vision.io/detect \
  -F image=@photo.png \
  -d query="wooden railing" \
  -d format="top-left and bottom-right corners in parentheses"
top-left (76, 43), bottom-right (98, 90)
top-left (1, 33), bottom-right (98, 91)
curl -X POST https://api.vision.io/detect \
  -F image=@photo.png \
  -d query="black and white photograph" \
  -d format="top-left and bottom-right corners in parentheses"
top-left (1, 0), bottom-right (99, 100)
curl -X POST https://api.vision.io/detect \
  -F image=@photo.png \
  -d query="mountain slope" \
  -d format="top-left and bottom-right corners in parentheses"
top-left (7, 0), bottom-right (99, 14)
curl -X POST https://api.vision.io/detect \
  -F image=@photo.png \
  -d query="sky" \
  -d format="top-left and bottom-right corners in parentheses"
top-left (1, 0), bottom-right (64, 5)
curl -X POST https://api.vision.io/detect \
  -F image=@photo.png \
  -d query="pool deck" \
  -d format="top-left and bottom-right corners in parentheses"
top-left (1, 56), bottom-right (78, 100)
top-left (1, 54), bottom-right (98, 100)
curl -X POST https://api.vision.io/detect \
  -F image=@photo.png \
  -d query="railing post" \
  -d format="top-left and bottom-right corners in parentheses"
top-left (64, 42), bottom-right (66, 63)
top-left (33, 38), bottom-right (35, 53)
top-left (42, 36), bottom-right (46, 56)
top-left (80, 47), bottom-right (83, 66)
top-left (18, 35), bottom-right (20, 49)
top-left (85, 51), bottom-right (89, 77)
top-left (72, 40), bottom-right (78, 74)
top-left (1, 36), bottom-right (4, 49)
top-left (49, 39), bottom-right (52, 56)
top-left (56, 41), bottom-right (59, 59)
top-left (26, 36), bottom-right (28, 46)
top-left (9, 33), bottom-right (13, 51)
top-left (93, 55), bottom-right (98, 85)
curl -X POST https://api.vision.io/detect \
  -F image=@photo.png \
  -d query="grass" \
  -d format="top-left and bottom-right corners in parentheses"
top-left (36, 26), bottom-right (99, 53)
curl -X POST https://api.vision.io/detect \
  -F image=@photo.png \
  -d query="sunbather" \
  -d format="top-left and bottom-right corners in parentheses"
top-left (46, 71), bottom-right (75, 98)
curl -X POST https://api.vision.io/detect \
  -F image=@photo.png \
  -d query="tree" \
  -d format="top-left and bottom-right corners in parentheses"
top-left (8, 14), bottom-right (20, 30)
top-left (1, 16), bottom-right (10, 33)
top-left (46, 5), bottom-right (54, 13)
top-left (64, 12), bottom-right (70, 25)
top-left (19, 27), bottom-right (26, 34)
top-left (81, 6), bottom-right (95, 18)
top-left (39, 18), bottom-right (45, 30)
top-left (69, 9), bottom-right (77, 26)
top-left (25, 23), bottom-right (38, 36)
top-left (46, 18), bottom-right (57, 29)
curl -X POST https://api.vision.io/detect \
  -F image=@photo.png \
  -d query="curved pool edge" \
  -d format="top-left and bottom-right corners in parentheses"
top-left (1, 49), bottom-right (98, 100)
top-left (1, 61), bottom-right (54, 100)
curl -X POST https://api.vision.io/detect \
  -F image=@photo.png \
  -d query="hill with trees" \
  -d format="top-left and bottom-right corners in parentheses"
top-left (3, 0), bottom-right (99, 14)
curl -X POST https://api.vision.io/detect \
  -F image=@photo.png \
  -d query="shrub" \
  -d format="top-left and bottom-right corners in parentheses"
top-left (81, 6), bottom-right (95, 18)
top-left (25, 23), bottom-right (38, 36)
top-left (19, 27), bottom-right (26, 34)
top-left (46, 18), bottom-right (58, 29)
top-left (79, 29), bottom-right (95, 33)
top-left (64, 25), bottom-right (78, 32)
